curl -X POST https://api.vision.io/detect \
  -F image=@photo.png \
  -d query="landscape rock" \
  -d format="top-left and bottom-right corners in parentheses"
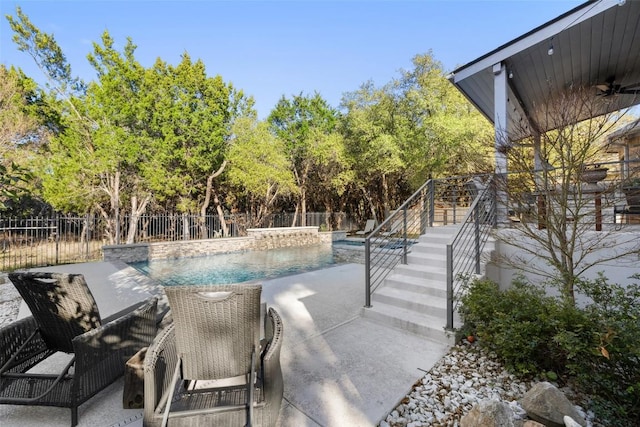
top-left (564, 415), bottom-right (584, 427)
top-left (460, 399), bottom-right (515, 427)
top-left (521, 382), bottom-right (586, 427)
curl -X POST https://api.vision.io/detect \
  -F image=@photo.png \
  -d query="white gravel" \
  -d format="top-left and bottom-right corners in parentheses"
top-left (379, 341), bottom-right (596, 427)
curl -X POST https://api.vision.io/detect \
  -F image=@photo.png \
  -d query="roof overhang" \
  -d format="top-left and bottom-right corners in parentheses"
top-left (449, 0), bottom-right (640, 141)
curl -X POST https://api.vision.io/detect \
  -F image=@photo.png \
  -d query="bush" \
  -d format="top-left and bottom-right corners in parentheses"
top-left (569, 274), bottom-right (640, 424)
top-left (460, 277), bottom-right (586, 376)
top-left (459, 274), bottom-right (640, 425)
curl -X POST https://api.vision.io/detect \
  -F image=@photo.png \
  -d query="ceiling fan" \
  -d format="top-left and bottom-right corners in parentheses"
top-left (596, 76), bottom-right (640, 96)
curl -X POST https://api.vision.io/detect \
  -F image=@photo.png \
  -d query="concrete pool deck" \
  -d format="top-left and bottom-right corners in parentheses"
top-left (1, 261), bottom-right (449, 427)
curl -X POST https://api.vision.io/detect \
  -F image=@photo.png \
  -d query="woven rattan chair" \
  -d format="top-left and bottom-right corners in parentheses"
top-left (1, 272), bottom-right (158, 426)
top-left (143, 284), bottom-right (283, 427)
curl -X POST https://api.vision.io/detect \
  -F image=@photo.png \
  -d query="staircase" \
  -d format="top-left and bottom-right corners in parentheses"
top-left (362, 225), bottom-right (493, 346)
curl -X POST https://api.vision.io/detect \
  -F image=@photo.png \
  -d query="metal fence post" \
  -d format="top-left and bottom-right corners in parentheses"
top-left (428, 180), bottom-right (435, 227)
top-left (55, 214), bottom-right (60, 265)
top-left (446, 243), bottom-right (454, 330)
top-left (474, 204), bottom-right (481, 274)
top-left (365, 237), bottom-right (371, 308)
top-left (402, 207), bottom-right (408, 264)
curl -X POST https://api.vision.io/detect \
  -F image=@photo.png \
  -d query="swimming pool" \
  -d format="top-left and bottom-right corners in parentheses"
top-left (129, 244), bottom-right (336, 286)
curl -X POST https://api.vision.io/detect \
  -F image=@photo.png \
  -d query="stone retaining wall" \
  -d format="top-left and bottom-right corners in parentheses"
top-left (103, 227), bottom-right (346, 263)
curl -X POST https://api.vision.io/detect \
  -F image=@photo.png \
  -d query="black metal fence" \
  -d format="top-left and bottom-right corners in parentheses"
top-left (0, 212), bottom-right (354, 271)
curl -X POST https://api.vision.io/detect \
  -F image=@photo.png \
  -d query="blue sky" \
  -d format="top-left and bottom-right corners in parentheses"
top-left (1, 0), bottom-right (583, 118)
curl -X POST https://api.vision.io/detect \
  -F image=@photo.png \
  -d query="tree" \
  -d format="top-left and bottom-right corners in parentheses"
top-left (384, 52), bottom-right (494, 184)
top-left (141, 54), bottom-right (252, 237)
top-left (227, 117), bottom-right (296, 227)
top-left (8, 8), bottom-right (253, 242)
top-left (340, 52), bottom-right (493, 221)
top-left (0, 65), bottom-right (43, 212)
top-left (268, 93), bottom-right (345, 226)
top-left (497, 87), bottom-right (639, 304)
top-left (340, 81), bottom-right (405, 221)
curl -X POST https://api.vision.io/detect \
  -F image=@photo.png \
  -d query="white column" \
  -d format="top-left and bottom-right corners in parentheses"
top-left (493, 63), bottom-right (508, 175)
top-left (493, 63), bottom-right (509, 225)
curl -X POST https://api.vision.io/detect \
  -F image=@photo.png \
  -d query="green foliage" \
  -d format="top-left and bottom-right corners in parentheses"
top-left (227, 117), bottom-right (296, 225)
top-left (460, 275), bottom-right (640, 425)
top-left (460, 277), bottom-right (579, 375)
top-left (0, 162), bottom-right (33, 210)
top-left (5, 8), bottom-right (494, 225)
top-left (268, 93), bottom-right (349, 223)
top-left (570, 274), bottom-right (640, 424)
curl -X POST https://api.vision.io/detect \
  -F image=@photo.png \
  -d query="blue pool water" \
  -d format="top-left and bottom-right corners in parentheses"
top-left (129, 244), bottom-right (336, 286)
top-left (333, 239), bottom-right (365, 247)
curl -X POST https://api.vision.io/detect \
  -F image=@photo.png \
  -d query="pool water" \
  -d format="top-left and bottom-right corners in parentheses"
top-left (129, 244), bottom-right (336, 286)
top-left (333, 239), bottom-right (365, 247)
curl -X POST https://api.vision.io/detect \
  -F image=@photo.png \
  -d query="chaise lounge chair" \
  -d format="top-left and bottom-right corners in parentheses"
top-left (143, 284), bottom-right (283, 427)
top-left (380, 218), bottom-right (403, 237)
top-left (355, 219), bottom-right (376, 236)
top-left (0, 272), bottom-right (158, 427)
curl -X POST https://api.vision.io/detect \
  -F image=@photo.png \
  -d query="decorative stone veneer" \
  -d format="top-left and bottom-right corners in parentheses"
top-left (103, 227), bottom-right (346, 264)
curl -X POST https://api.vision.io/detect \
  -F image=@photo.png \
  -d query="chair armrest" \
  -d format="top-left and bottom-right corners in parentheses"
top-left (71, 298), bottom-right (158, 401)
top-left (262, 308), bottom-right (283, 406)
top-left (144, 323), bottom-right (178, 423)
top-left (0, 316), bottom-right (50, 374)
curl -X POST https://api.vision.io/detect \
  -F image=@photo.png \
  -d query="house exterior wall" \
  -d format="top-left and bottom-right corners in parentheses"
top-left (485, 228), bottom-right (640, 305)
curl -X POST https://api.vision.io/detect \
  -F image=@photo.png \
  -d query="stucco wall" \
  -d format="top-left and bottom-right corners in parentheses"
top-left (485, 228), bottom-right (640, 303)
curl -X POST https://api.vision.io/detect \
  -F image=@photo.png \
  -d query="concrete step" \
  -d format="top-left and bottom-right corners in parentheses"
top-left (371, 286), bottom-right (447, 318)
top-left (410, 242), bottom-right (448, 254)
top-left (406, 252), bottom-right (446, 267)
top-left (362, 301), bottom-right (455, 346)
top-left (363, 223), bottom-right (495, 344)
top-left (394, 263), bottom-right (446, 281)
top-left (384, 274), bottom-right (447, 298)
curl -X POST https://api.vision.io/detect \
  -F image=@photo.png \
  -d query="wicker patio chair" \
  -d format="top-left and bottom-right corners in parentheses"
top-left (143, 284), bottom-right (283, 427)
top-left (1, 272), bottom-right (158, 427)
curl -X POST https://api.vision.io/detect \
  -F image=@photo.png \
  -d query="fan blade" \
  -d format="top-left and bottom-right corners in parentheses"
top-left (619, 83), bottom-right (640, 94)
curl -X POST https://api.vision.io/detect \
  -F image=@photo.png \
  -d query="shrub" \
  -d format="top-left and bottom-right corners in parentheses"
top-left (459, 274), bottom-right (640, 425)
top-left (568, 274), bottom-right (640, 424)
top-left (460, 277), bottom-right (586, 376)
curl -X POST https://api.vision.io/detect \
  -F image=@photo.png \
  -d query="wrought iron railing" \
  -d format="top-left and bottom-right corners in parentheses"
top-left (0, 212), bottom-right (352, 271)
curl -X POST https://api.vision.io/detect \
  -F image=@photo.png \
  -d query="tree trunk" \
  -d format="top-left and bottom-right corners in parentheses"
top-left (382, 174), bottom-right (390, 219)
top-left (300, 188), bottom-right (307, 227)
top-left (199, 161), bottom-right (227, 239)
top-left (291, 203), bottom-right (299, 227)
top-left (182, 212), bottom-right (190, 240)
top-left (360, 185), bottom-right (378, 223)
top-left (213, 191), bottom-right (228, 236)
top-left (125, 194), bottom-right (151, 244)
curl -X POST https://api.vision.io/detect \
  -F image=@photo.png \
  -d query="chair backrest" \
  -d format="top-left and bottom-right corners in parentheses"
top-left (164, 284), bottom-right (262, 381)
top-left (8, 272), bottom-right (102, 353)
top-left (390, 218), bottom-right (403, 233)
top-left (363, 219), bottom-right (376, 232)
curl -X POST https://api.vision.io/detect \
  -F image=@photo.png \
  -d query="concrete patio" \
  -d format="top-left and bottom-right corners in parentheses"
top-left (1, 261), bottom-right (449, 427)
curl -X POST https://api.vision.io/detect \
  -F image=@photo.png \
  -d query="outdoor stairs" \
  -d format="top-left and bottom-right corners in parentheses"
top-left (361, 224), bottom-right (494, 346)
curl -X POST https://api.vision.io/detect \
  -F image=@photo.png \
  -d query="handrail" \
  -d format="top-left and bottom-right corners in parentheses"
top-left (364, 175), bottom-right (478, 307)
top-left (364, 158), bottom-right (640, 329)
top-left (445, 175), bottom-right (497, 330)
top-left (364, 178), bottom-right (438, 307)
